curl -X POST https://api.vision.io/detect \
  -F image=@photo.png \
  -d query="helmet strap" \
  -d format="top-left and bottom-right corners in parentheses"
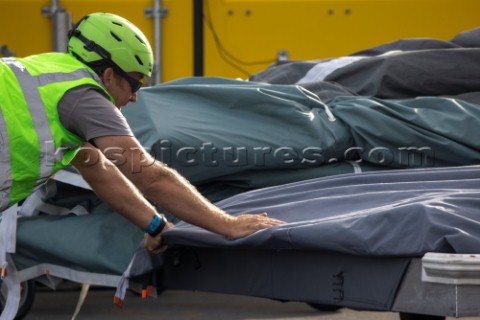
top-left (69, 29), bottom-right (112, 62)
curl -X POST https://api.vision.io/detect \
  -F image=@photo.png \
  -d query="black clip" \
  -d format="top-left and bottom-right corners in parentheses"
top-left (332, 272), bottom-right (344, 301)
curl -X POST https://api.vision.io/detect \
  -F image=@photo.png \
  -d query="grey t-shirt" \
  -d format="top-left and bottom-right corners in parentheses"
top-left (58, 86), bottom-right (133, 142)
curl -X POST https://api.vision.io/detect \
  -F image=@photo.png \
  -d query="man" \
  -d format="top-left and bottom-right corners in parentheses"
top-left (0, 12), bottom-right (284, 254)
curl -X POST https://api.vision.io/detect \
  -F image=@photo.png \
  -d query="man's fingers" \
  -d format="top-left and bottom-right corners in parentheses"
top-left (144, 233), bottom-right (168, 254)
top-left (253, 213), bottom-right (285, 225)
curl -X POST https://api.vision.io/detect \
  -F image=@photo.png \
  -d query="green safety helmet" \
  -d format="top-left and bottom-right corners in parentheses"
top-left (68, 12), bottom-right (153, 77)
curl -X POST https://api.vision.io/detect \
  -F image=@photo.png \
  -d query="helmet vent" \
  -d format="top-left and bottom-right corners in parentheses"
top-left (112, 21), bottom-right (123, 27)
top-left (110, 32), bottom-right (122, 42)
top-left (135, 35), bottom-right (145, 45)
top-left (135, 55), bottom-right (144, 66)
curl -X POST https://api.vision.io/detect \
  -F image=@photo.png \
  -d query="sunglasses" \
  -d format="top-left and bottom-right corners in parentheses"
top-left (111, 65), bottom-right (144, 93)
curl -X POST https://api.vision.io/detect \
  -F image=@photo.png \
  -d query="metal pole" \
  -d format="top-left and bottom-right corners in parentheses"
top-left (42, 0), bottom-right (71, 52)
top-left (193, 0), bottom-right (204, 77)
top-left (146, 0), bottom-right (165, 84)
top-left (153, 0), bottom-right (162, 84)
top-left (52, 8), bottom-right (71, 52)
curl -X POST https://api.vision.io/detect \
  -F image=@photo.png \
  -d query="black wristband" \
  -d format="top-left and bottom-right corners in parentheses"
top-left (147, 215), bottom-right (167, 237)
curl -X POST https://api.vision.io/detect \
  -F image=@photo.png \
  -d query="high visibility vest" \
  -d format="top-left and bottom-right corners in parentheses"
top-left (0, 52), bottom-right (114, 211)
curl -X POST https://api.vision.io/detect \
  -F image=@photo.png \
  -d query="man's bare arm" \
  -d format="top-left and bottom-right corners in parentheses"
top-left (71, 144), bottom-right (158, 230)
top-left (93, 135), bottom-right (284, 239)
top-left (71, 144), bottom-right (174, 253)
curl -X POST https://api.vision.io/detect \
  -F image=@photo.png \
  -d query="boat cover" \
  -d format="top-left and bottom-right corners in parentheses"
top-left (9, 164), bottom-right (480, 315)
top-left (123, 78), bottom-right (480, 201)
top-left (162, 165), bottom-right (480, 256)
top-left (250, 27), bottom-right (480, 103)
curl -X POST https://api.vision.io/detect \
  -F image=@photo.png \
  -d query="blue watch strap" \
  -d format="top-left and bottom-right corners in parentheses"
top-left (145, 214), bottom-right (167, 237)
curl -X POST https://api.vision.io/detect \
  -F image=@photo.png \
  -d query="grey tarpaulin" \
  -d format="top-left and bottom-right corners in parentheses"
top-left (156, 165), bottom-right (480, 312)
top-left (162, 165), bottom-right (480, 256)
top-left (122, 76), bottom-right (480, 202)
top-left (122, 77), bottom-right (352, 185)
top-left (14, 165), bottom-right (480, 274)
top-left (14, 203), bottom-right (143, 276)
top-left (159, 248), bottom-right (411, 311)
top-left (10, 165), bottom-right (480, 313)
top-left (249, 27), bottom-right (480, 103)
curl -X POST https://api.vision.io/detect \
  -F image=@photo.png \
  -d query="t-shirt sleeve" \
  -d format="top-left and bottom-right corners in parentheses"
top-left (58, 86), bottom-right (133, 142)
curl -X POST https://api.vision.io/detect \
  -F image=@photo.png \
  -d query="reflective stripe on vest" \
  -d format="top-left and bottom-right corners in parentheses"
top-left (0, 55), bottom-right (111, 209)
top-left (0, 107), bottom-right (11, 210)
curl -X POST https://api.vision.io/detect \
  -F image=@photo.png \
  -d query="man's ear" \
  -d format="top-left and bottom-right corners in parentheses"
top-left (101, 67), bottom-right (115, 89)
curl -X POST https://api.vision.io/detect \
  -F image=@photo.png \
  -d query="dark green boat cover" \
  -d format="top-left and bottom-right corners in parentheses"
top-left (122, 76), bottom-right (480, 201)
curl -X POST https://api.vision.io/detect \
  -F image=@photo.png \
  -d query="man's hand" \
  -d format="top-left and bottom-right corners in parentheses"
top-left (225, 213), bottom-right (285, 240)
top-left (144, 220), bottom-right (174, 254)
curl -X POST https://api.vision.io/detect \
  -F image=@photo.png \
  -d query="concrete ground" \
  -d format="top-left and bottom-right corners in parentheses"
top-left (21, 284), bottom-right (480, 320)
